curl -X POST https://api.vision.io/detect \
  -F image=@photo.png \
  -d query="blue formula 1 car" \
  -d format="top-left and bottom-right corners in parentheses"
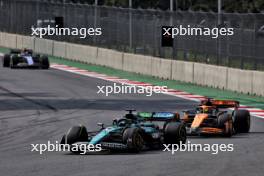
top-left (2, 49), bottom-right (49, 69)
top-left (60, 110), bottom-right (186, 153)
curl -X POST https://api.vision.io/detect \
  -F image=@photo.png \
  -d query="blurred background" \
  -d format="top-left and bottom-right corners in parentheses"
top-left (0, 0), bottom-right (264, 70)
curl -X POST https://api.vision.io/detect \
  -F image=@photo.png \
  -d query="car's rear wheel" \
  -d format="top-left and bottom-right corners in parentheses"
top-left (60, 125), bottom-right (88, 153)
top-left (3, 54), bottom-right (10, 67)
top-left (40, 56), bottom-right (50, 69)
top-left (164, 122), bottom-right (186, 145)
top-left (233, 110), bottom-right (250, 133)
top-left (123, 128), bottom-right (144, 152)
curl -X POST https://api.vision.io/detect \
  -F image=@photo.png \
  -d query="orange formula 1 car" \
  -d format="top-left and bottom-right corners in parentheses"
top-left (182, 99), bottom-right (250, 137)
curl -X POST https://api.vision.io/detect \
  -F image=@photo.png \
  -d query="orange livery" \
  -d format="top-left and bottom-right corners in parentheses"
top-left (182, 98), bottom-right (250, 137)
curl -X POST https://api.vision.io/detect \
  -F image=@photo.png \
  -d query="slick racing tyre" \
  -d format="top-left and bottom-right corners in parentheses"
top-left (218, 114), bottom-right (233, 137)
top-left (60, 125), bottom-right (88, 153)
top-left (123, 128), bottom-right (144, 152)
top-left (61, 125), bottom-right (88, 145)
top-left (233, 110), bottom-right (250, 133)
top-left (164, 122), bottom-right (186, 145)
top-left (40, 56), bottom-right (50, 69)
top-left (3, 55), bottom-right (10, 67)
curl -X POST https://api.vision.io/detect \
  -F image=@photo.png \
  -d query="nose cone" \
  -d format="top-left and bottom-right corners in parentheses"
top-left (191, 114), bottom-right (208, 128)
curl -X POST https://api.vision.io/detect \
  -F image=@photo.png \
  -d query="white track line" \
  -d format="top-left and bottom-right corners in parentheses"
top-left (1, 50), bottom-right (262, 118)
top-left (50, 63), bottom-right (264, 119)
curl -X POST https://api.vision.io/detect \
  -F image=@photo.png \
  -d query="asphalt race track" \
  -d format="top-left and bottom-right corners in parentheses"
top-left (0, 66), bottom-right (264, 176)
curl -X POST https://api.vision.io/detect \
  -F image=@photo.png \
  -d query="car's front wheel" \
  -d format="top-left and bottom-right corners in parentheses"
top-left (60, 125), bottom-right (88, 153)
top-left (40, 56), bottom-right (50, 69)
top-left (218, 114), bottom-right (233, 137)
top-left (123, 128), bottom-right (144, 152)
top-left (233, 110), bottom-right (250, 133)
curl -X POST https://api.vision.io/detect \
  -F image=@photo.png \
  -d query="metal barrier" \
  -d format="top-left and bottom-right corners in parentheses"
top-left (0, 0), bottom-right (263, 70)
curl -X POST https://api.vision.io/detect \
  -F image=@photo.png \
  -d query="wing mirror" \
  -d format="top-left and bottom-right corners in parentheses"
top-left (97, 123), bottom-right (105, 129)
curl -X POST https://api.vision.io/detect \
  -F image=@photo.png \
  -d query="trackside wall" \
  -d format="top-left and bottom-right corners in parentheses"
top-left (0, 32), bottom-right (263, 96)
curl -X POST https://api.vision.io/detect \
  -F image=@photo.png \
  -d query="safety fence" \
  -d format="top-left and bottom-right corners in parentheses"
top-left (1, 32), bottom-right (263, 96)
top-left (0, 0), bottom-right (264, 70)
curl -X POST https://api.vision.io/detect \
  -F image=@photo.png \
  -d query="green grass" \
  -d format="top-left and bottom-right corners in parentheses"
top-left (0, 47), bottom-right (10, 53)
top-left (49, 56), bottom-right (264, 109)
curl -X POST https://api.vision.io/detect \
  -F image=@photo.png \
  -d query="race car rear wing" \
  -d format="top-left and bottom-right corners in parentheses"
top-left (209, 100), bottom-right (239, 108)
top-left (137, 112), bottom-right (180, 121)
